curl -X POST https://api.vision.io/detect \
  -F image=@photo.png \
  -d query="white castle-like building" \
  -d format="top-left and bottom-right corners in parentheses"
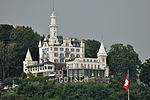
top-left (23, 9), bottom-right (109, 80)
top-left (39, 9), bottom-right (85, 64)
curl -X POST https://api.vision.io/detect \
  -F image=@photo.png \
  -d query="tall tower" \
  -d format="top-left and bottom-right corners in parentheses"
top-left (49, 8), bottom-right (59, 45)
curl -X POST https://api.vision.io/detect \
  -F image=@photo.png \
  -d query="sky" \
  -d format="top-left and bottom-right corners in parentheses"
top-left (0, 0), bottom-right (150, 62)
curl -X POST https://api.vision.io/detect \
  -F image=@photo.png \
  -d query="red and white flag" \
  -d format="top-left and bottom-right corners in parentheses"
top-left (124, 74), bottom-right (129, 91)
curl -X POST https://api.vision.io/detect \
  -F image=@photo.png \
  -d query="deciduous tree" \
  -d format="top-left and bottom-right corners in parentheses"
top-left (107, 43), bottom-right (141, 80)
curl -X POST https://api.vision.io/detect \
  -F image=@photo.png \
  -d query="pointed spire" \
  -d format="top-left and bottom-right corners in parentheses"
top-left (44, 37), bottom-right (47, 42)
top-left (51, 8), bottom-right (55, 17)
top-left (25, 48), bottom-right (32, 61)
top-left (97, 42), bottom-right (107, 57)
top-left (38, 40), bottom-right (41, 47)
top-left (80, 40), bottom-right (83, 47)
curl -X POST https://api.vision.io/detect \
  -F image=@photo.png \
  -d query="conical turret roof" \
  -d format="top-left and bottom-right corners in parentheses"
top-left (38, 40), bottom-right (41, 47)
top-left (25, 48), bottom-right (32, 61)
top-left (97, 42), bottom-right (107, 57)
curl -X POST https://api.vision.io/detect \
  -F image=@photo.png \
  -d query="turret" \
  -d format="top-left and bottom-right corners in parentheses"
top-left (23, 48), bottom-right (38, 73)
top-left (97, 42), bottom-right (109, 77)
top-left (80, 40), bottom-right (85, 57)
top-left (38, 40), bottom-right (41, 47)
top-left (43, 37), bottom-right (48, 47)
top-left (23, 48), bottom-right (32, 73)
top-left (97, 42), bottom-right (107, 64)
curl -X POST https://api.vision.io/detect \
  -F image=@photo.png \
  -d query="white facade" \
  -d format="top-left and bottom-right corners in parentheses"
top-left (39, 9), bottom-right (85, 64)
top-left (23, 49), bottom-right (38, 73)
top-left (66, 42), bottom-right (109, 78)
top-left (23, 9), bottom-right (109, 79)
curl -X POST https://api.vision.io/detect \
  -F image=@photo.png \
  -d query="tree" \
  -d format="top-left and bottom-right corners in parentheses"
top-left (0, 42), bottom-right (6, 81)
top-left (27, 72), bottom-right (34, 78)
top-left (84, 39), bottom-right (100, 58)
top-left (20, 72), bottom-right (27, 79)
top-left (139, 58), bottom-right (150, 86)
top-left (0, 24), bottom-right (42, 79)
top-left (0, 24), bottom-right (13, 44)
top-left (107, 43), bottom-right (141, 81)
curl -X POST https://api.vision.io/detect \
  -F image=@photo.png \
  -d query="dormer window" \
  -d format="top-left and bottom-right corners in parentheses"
top-left (66, 43), bottom-right (69, 46)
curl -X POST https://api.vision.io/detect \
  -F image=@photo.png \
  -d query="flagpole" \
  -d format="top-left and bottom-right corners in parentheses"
top-left (128, 69), bottom-right (129, 100)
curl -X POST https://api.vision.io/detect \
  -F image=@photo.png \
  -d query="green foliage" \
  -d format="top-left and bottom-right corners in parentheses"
top-left (27, 72), bottom-right (34, 78)
top-left (1, 76), bottom-right (150, 100)
top-left (3, 77), bottom-right (13, 87)
top-left (20, 72), bottom-right (27, 79)
top-left (107, 43), bottom-right (141, 80)
top-left (0, 24), bottom-right (42, 80)
top-left (0, 24), bottom-right (13, 43)
top-left (84, 39), bottom-right (100, 58)
top-left (37, 72), bottom-right (43, 77)
top-left (0, 42), bottom-right (5, 80)
top-left (0, 24), bottom-right (149, 100)
top-left (140, 58), bottom-right (150, 86)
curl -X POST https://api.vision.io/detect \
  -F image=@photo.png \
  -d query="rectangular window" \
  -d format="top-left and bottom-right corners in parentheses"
top-left (84, 64), bottom-right (86, 68)
top-left (102, 58), bottom-right (105, 62)
top-left (71, 48), bottom-right (74, 52)
top-left (40, 67), bottom-right (42, 70)
top-left (54, 47), bottom-right (58, 51)
top-left (54, 53), bottom-right (58, 57)
top-left (76, 49), bottom-right (80, 52)
top-left (60, 59), bottom-right (64, 63)
top-left (91, 64), bottom-right (93, 69)
top-left (60, 48), bottom-right (64, 51)
top-left (81, 64), bottom-right (83, 67)
top-left (45, 66), bottom-right (47, 69)
top-left (60, 53), bottom-right (64, 57)
top-left (65, 48), bottom-right (69, 51)
top-left (65, 53), bottom-right (69, 58)
top-left (71, 54), bottom-right (75, 58)
top-left (98, 65), bottom-right (100, 69)
top-left (76, 54), bottom-right (80, 58)
top-left (48, 66), bottom-right (52, 69)
top-left (66, 43), bottom-right (69, 46)
top-left (54, 59), bottom-right (58, 63)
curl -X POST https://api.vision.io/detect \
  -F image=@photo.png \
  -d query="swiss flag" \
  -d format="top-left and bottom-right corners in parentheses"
top-left (124, 74), bottom-right (129, 91)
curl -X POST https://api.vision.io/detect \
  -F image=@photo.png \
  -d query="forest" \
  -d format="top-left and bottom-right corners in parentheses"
top-left (0, 24), bottom-right (150, 100)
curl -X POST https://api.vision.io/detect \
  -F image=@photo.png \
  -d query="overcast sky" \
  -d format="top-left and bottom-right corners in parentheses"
top-left (0, 0), bottom-right (150, 62)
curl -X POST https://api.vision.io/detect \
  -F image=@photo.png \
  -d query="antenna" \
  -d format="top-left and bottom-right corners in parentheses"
top-left (101, 33), bottom-right (104, 42)
top-left (50, 0), bottom-right (54, 11)
top-left (52, 0), bottom-right (54, 9)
